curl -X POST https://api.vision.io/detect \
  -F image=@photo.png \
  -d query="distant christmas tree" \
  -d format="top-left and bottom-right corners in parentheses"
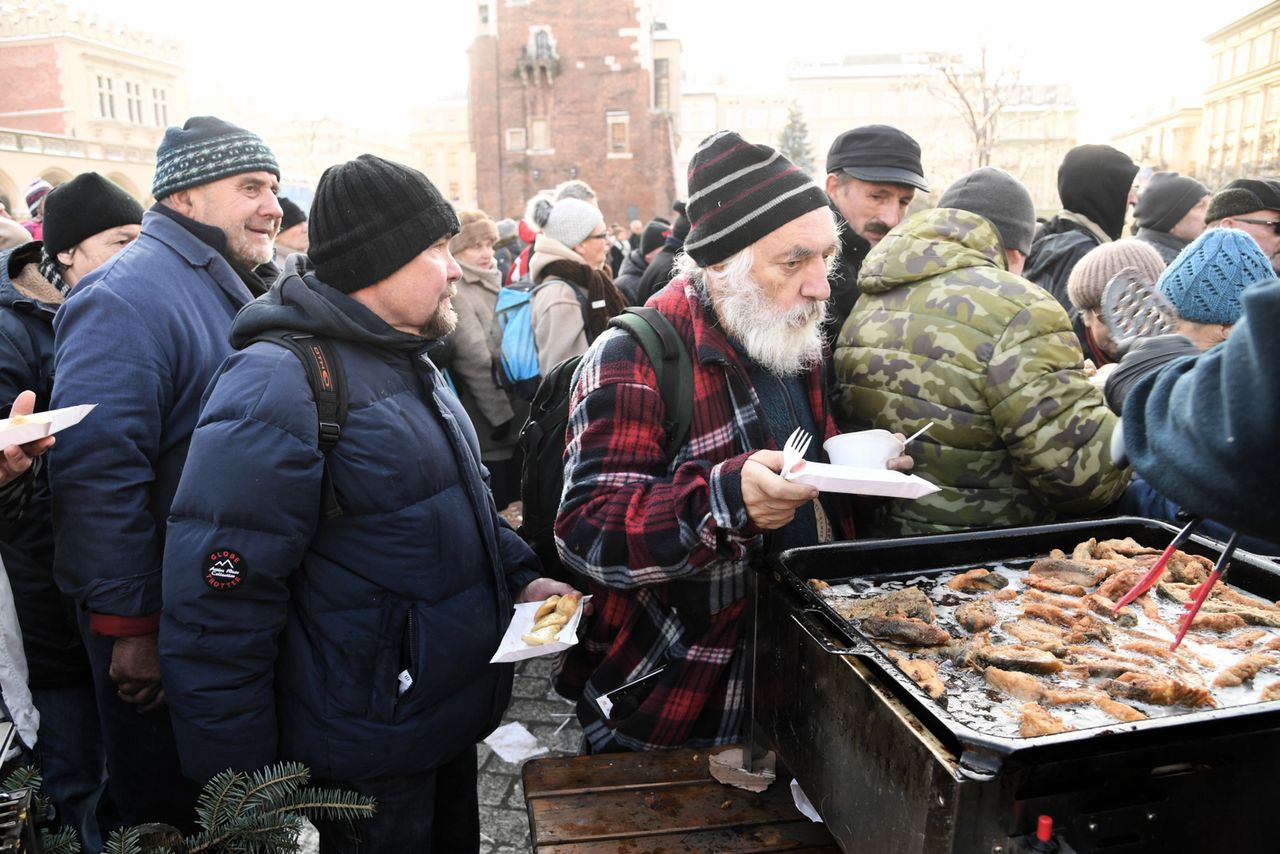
top-left (777, 104), bottom-right (816, 176)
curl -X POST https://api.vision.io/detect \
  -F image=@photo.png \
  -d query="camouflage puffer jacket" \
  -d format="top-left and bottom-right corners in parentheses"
top-left (832, 208), bottom-right (1129, 536)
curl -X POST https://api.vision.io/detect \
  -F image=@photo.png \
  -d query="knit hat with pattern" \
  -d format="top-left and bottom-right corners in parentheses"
top-left (24, 179), bottom-right (52, 213)
top-left (1135, 172), bottom-right (1209, 232)
top-left (542, 198), bottom-right (603, 249)
top-left (1066, 239), bottom-right (1167, 313)
top-left (42, 172), bottom-right (144, 258)
top-left (684, 130), bottom-right (828, 267)
top-left (308, 154), bottom-right (459, 294)
top-left (152, 116), bottom-right (279, 199)
top-left (1157, 228), bottom-right (1272, 325)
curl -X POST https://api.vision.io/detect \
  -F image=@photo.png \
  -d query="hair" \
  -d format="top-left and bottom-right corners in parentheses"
top-left (554, 179), bottom-right (597, 203)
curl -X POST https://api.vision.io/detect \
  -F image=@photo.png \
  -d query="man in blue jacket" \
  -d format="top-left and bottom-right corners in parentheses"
top-left (49, 116), bottom-right (281, 828)
top-left (160, 155), bottom-right (567, 852)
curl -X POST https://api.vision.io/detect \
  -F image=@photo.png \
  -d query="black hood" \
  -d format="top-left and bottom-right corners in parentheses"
top-left (230, 253), bottom-right (443, 356)
top-left (1057, 145), bottom-right (1138, 241)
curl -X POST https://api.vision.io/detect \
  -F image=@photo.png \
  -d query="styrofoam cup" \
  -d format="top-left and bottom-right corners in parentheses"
top-left (824, 430), bottom-right (904, 469)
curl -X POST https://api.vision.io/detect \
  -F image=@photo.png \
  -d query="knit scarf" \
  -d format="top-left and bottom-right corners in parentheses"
top-left (39, 247), bottom-right (70, 296)
top-left (540, 259), bottom-right (626, 340)
top-left (458, 259), bottom-right (502, 291)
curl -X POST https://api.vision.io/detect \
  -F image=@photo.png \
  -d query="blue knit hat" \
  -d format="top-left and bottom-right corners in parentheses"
top-left (152, 116), bottom-right (278, 199)
top-left (1157, 228), bottom-right (1273, 325)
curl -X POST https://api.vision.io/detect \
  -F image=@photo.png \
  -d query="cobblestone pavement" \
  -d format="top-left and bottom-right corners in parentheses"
top-left (480, 654), bottom-right (583, 854)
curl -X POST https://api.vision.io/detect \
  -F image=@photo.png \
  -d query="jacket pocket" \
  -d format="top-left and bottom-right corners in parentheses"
top-left (318, 596), bottom-right (410, 722)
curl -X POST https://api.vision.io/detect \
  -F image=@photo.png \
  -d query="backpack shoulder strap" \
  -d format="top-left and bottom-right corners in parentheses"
top-left (533, 278), bottom-right (595, 340)
top-left (610, 308), bottom-right (692, 461)
top-left (247, 330), bottom-right (348, 519)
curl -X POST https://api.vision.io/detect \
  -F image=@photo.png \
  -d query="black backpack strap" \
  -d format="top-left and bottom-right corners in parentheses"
top-left (610, 308), bottom-right (692, 461)
top-left (534, 279), bottom-right (596, 342)
top-left (249, 331), bottom-right (348, 519)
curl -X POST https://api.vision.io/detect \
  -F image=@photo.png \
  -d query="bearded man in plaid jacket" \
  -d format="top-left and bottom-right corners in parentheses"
top-left (554, 131), bottom-right (914, 753)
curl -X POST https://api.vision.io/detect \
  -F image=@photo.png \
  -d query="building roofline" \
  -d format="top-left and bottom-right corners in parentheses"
top-left (1204, 0), bottom-right (1280, 43)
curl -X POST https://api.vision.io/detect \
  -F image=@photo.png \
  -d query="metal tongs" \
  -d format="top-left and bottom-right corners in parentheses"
top-left (1111, 517), bottom-right (1204, 612)
top-left (1170, 531), bottom-right (1241, 651)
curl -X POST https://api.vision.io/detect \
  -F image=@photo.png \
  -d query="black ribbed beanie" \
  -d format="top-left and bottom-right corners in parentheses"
top-left (308, 154), bottom-right (459, 294)
top-left (42, 172), bottom-right (144, 257)
top-left (1057, 144), bottom-right (1138, 241)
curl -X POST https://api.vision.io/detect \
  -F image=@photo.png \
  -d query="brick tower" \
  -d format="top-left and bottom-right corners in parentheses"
top-left (468, 0), bottom-right (680, 227)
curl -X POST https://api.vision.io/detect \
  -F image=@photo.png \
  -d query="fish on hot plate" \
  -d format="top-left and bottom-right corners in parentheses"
top-left (1019, 702), bottom-right (1072, 737)
top-left (1026, 558), bottom-right (1104, 588)
top-left (1104, 672), bottom-right (1216, 708)
top-left (945, 568), bottom-right (1008, 592)
top-left (860, 614), bottom-right (951, 646)
top-left (955, 599), bottom-right (998, 633)
top-left (887, 652), bottom-right (946, 699)
top-left (830, 586), bottom-right (935, 623)
top-left (968, 633), bottom-right (1063, 674)
top-left (1213, 653), bottom-right (1279, 688)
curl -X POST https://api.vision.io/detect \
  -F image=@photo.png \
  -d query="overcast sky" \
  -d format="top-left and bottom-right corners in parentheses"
top-left (67, 0), bottom-right (1266, 140)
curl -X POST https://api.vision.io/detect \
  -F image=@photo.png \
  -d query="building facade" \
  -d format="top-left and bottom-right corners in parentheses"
top-left (0, 0), bottom-right (186, 210)
top-left (1111, 103), bottom-right (1204, 180)
top-left (1200, 1), bottom-right (1280, 187)
top-left (468, 0), bottom-right (679, 226)
top-left (678, 54), bottom-right (1078, 212)
top-left (410, 100), bottom-right (477, 210)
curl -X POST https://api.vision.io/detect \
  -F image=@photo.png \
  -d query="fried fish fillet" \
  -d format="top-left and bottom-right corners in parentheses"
top-left (1022, 602), bottom-right (1078, 628)
top-left (1096, 537), bottom-right (1161, 558)
top-left (1027, 558), bottom-right (1104, 588)
top-left (956, 599), bottom-right (998, 633)
top-left (1261, 681), bottom-right (1280, 702)
top-left (946, 568), bottom-right (1009, 592)
top-left (984, 666), bottom-right (1046, 702)
top-left (1213, 653), bottom-right (1278, 688)
top-left (969, 635), bottom-right (1063, 674)
top-left (833, 586), bottom-right (935, 622)
top-left (1104, 672), bottom-right (1216, 708)
top-left (888, 653), bottom-right (947, 700)
top-left (1083, 593), bottom-right (1138, 627)
top-left (1023, 575), bottom-right (1087, 597)
top-left (1019, 703), bottom-right (1073, 737)
top-left (1000, 620), bottom-right (1069, 655)
top-left (1098, 569), bottom-right (1148, 602)
top-left (1190, 612), bottom-right (1248, 632)
top-left (860, 614), bottom-right (951, 646)
top-left (1095, 697), bottom-right (1147, 722)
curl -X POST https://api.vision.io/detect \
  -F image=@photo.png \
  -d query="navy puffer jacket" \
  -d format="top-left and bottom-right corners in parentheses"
top-left (160, 261), bottom-right (540, 783)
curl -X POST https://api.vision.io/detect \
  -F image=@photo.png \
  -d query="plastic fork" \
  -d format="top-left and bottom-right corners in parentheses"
top-left (1170, 531), bottom-right (1240, 651)
top-left (1111, 516), bottom-right (1203, 614)
top-left (782, 427), bottom-right (812, 480)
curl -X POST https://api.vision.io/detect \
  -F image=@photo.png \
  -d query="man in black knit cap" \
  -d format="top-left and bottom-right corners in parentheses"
top-left (1025, 143), bottom-right (1139, 313)
top-left (0, 171), bottom-right (143, 851)
top-left (160, 154), bottom-right (570, 852)
top-left (50, 116), bottom-right (280, 829)
top-left (1134, 171), bottom-right (1209, 264)
top-left (273, 196), bottom-right (309, 262)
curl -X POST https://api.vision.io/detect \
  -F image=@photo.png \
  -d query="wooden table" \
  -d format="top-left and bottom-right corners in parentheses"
top-left (522, 746), bottom-right (839, 853)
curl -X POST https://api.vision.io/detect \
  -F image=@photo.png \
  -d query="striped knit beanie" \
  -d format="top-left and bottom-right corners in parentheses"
top-left (152, 116), bottom-right (279, 200)
top-left (1157, 228), bottom-right (1272, 325)
top-left (308, 154), bottom-right (459, 294)
top-left (1067, 239), bottom-right (1166, 313)
top-left (684, 131), bottom-right (828, 267)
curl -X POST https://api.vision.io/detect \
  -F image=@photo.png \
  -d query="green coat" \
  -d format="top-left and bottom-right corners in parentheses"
top-left (832, 207), bottom-right (1129, 536)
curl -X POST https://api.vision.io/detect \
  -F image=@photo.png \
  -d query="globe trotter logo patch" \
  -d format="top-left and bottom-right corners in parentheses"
top-left (204, 548), bottom-right (246, 590)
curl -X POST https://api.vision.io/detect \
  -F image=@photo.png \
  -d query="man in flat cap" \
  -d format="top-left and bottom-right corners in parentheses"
top-left (553, 130), bottom-right (912, 753)
top-left (823, 124), bottom-right (929, 343)
top-left (50, 116), bottom-right (282, 827)
top-left (1205, 177), bottom-right (1280, 272)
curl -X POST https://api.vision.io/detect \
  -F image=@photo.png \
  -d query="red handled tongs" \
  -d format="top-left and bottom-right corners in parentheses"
top-left (1112, 517), bottom-right (1203, 614)
top-left (1170, 531), bottom-right (1241, 651)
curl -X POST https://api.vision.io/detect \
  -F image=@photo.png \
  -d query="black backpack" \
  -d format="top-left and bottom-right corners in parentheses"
top-left (517, 307), bottom-right (693, 583)
top-left (247, 331), bottom-right (348, 519)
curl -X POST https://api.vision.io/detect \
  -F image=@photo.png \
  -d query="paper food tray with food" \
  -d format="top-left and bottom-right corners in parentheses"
top-left (0, 403), bottom-right (96, 447)
top-left (490, 592), bottom-right (592, 663)
top-left (788, 462), bottom-right (940, 499)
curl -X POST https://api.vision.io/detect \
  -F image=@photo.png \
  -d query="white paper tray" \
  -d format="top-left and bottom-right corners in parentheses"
top-left (0, 403), bottom-right (96, 447)
top-left (787, 462), bottom-right (940, 499)
top-left (490, 595), bottom-right (592, 663)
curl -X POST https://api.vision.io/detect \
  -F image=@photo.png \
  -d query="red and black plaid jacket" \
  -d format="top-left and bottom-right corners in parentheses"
top-left (554, 277), bottom-right (852, 751)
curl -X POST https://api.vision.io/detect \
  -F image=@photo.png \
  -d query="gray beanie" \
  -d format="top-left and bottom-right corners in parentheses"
top-left (542, 198), bottom-right (602, 249)
top-left (937, 167), bottom-right (1036, 255)
top-left (1136, 172), bottom-right (1209, 232)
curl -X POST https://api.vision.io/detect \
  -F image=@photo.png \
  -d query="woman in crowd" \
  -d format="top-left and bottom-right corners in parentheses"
top-left (449, 209), bottom-right (526, 509)
top-left (529, 197), bottom-right (626, 374)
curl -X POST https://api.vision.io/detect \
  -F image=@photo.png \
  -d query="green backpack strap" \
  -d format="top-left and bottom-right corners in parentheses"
top-left (610, 308), bottom-right (693, 461)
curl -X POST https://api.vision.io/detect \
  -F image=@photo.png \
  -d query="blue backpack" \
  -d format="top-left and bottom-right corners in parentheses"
top-left (495, 278), bottom-right (590, 401)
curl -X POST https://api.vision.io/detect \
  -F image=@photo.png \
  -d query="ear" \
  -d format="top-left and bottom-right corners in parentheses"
top-left (56, 248), bottom-right (75, 268)
top-left (824, 173), bottom-right (840, 196)
top-left (164, 188), bottom-right (196, 216)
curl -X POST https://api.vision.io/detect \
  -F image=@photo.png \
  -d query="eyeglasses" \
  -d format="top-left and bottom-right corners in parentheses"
top-left (1234, 217), bottom-right (1280, 235)
top-left (587, 232), bottom-right (610, 241)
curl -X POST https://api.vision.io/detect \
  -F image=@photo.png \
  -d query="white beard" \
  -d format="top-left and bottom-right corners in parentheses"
top-left (712, 271), bottom-right (827, 377)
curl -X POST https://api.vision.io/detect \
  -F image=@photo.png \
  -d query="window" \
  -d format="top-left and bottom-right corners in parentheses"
top-left (530, 117), bottom-right (550, 150)
top-left (653, 57), bottom-right (670, 110)
top-left (447, 147), bottom-right (458, 169)
top-left (506, 127), bottom-right (527, 150)
top-left (448, 182), bottom-right (460, 199)
top-left (125, 81), bottom-right (143, 124)
top-left (606, 112), bottom-right (629, 153)
top-left (97, 75), bottom-right (115, 119)
top-left (478, 4), bottom-right (489, 24)
top-left (152, 88), bottom-right (167, 126)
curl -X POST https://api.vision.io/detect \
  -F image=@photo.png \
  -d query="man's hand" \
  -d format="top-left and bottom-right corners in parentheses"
top-left (109, 633), bottom-right (165, 713)
top-left (743, 450), bottom-right (820, 531)
top-left (516, 577), bottom-right (581, 603)
top-left (0, 391), bottom-right (55, 487)
top-left (887, 432), bottom-right (914, 473)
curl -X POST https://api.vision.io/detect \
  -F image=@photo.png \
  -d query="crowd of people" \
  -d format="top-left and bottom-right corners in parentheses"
top-left (0, 110), bottom-right (1275, 852)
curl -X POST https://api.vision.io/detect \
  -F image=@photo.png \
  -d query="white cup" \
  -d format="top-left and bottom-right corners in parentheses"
top-left (824, 429), bottom-right (904, 469)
